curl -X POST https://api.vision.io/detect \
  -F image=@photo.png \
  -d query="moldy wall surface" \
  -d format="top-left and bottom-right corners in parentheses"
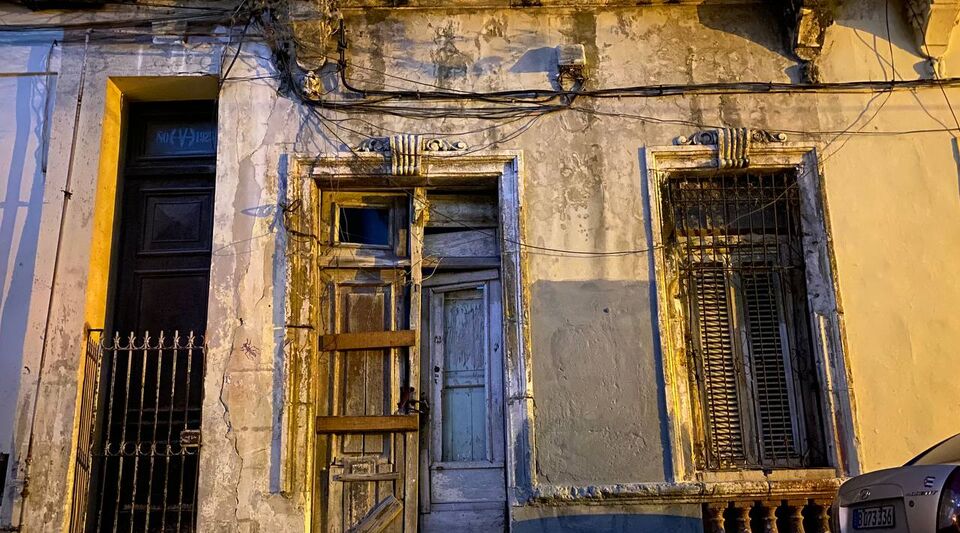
top-left (2, 0), bottom-right (960, 530)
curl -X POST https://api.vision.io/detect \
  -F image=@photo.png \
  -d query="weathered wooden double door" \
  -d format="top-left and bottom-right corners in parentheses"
top-left (318, 268), bottom-right (414, 532)
top-left (315, 191), bottom-right (506, 532)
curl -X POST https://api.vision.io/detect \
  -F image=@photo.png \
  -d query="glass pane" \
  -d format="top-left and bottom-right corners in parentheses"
top-left (441, 289), bottom-right (487, 462)
top-left (338, 207), bottom-right (390, 245)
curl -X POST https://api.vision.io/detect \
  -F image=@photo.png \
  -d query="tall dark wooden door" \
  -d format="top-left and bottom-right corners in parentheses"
top-left (111, 174), bottom-right (214, 335)
top-left (85, 101), bottom-right (216, 532)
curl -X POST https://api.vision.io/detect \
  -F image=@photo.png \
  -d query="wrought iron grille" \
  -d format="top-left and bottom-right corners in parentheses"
top-left (72, 331), bottom-right (204, 532)
top-left (664, 172), bottom-right (823, 470)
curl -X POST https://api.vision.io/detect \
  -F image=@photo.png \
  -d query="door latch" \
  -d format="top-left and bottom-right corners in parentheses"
top-left (398, 386), bottom-right (429, 415)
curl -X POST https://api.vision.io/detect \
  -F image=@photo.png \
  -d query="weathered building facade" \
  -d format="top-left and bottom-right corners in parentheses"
top-left (1, 0), bottom-right (960, 531)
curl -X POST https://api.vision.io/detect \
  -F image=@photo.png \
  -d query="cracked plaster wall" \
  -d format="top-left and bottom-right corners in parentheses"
top-left (4, 0), bottom-right (960, 529)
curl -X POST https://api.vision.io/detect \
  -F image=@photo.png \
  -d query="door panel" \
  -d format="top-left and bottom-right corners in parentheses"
top-left (421, 272), bottom-right (506, 530)
top-left (430, 467), bottom-right (504, 504)
top-left (132, 270), bottom-right (210, 335)
top-left (439, 288), bottom-right (487, 463)
top-left (319, 269), bottom-right (411, 533)
top-left (113, 180), bottom-right (214, 336)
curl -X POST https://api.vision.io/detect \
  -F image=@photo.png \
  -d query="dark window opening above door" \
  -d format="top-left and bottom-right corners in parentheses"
top-left (337, 206), bottom-right (390, 246)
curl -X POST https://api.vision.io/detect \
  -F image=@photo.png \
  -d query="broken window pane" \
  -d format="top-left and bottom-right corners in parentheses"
top-left (338, 207), bottom-right (390, 246)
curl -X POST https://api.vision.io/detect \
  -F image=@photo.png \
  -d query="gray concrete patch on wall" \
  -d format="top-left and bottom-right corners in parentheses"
top-left (530, 279), bottom-right (666, 485)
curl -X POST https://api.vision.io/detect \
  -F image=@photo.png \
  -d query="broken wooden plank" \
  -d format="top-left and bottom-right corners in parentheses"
top-left (348, 494), bottom-right (403, 533)
top-left (316, 415), bottom-right (419, 434)
top-left (321, 330), bottom-right (416, 351)
top-left (422, 256), bottom-right (500, 270)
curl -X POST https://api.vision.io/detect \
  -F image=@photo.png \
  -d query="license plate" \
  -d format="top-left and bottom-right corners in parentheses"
top-left (853, 505), bottom-right (895, 529)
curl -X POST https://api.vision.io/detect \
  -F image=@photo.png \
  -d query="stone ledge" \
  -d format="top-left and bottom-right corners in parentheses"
top-left (529, 478), bottom-right (842, 506)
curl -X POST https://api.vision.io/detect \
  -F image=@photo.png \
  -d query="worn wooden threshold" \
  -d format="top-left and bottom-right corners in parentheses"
top-left (316, 415), bottom-right (419, 434)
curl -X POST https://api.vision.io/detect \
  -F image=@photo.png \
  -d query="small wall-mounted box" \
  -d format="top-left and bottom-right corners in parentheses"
top-left (556, 44), bottom-right (586, 69)
top-left (556, 44), bottom-right (587, 83)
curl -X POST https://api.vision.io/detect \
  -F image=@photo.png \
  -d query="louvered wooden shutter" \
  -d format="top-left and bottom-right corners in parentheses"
top-left (692, 268), bottom-right (747, 468)
top-left (741, 270), bottom-right (800, 464)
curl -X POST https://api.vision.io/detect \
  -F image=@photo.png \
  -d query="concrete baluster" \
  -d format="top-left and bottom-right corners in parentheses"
top-left (786, 500), bottom-right (807, 533)
top-left (814, 499), bottom-right (832, 533)
top-left (731, 502), bottom-right (751, 533)
top-left (760, 501), bottom-right (780, 533)
top-left (704, 503), bottom-right (726, 533)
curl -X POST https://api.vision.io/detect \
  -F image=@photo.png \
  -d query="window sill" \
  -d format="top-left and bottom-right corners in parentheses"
top-left (529, 475), bottom-right (842, 506)
top-left (696, 467), bottom-right (841, 484)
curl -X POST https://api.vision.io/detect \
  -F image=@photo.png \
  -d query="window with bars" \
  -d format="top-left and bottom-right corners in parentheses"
top-left (663, 172), bottom-right (827, 471)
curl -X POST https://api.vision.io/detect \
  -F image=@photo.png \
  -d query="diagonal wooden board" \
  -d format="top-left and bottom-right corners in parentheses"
top-left (347, 494), bottom-right (402, 533)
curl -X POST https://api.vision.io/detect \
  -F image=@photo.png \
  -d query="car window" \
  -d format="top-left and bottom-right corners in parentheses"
top-left (907, 434), bottom-right (960, 466)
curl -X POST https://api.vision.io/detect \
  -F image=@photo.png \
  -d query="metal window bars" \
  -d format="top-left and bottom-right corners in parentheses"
top-left (664, 172), bottom-right (820, 470)
top-left (71, 330), bottom-right (204, 533)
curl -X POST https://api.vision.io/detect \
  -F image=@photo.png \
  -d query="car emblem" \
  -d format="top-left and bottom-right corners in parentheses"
top-left (924, 476), bottom-right (936, 488)
top-left (859, 488), bottom-right (872, 501)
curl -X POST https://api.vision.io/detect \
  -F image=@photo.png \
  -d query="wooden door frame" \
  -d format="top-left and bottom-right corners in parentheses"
top-left (283, 144), bottom-right (532, 532)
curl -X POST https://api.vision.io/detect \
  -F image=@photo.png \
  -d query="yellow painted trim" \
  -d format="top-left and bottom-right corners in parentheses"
top-left (84, 79), bottom-right (124, 330)
top-left (61, 78), bottom-right (124, 533)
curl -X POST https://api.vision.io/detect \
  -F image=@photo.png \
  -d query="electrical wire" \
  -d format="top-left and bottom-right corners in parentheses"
top-left (0, 9), bottom-right (241, 32)
top-left (10, 1), bottom-right (960, 260)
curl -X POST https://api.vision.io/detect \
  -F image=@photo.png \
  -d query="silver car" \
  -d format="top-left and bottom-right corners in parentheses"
top-left (834, 434), bottom-right (960, 532)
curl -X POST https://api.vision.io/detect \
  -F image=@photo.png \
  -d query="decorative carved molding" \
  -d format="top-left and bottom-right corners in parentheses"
top-left (356, 136), bottom-right (392, 153)
top-left (782, 0), bottom-right (840, 82)
top-left (355, 135), bottom-right (468, 176)
top-left (905, 0), bottom-right (960, 75)
top-left (424, 138), bottom-right (468, 151)
top-left (391, 134), bottom-right (422, 176)
top-left (674, 128), bottom-right (788, 169)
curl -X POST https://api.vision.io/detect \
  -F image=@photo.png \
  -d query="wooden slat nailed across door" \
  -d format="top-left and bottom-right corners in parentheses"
top-left (316, 415), bottom-right (419, 434)
top-left (321, 330), bottom-right (415, 351)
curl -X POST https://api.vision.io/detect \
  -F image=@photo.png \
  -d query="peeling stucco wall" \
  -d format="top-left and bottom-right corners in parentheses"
top-left (198, 46), bottom-right (305, 532)
top-left (0, 32), bottom-right (58, 513)
top-left (3, 0), bottom-right (960, 530)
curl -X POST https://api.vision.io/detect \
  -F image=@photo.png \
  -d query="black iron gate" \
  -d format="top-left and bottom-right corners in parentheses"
top-left (72, 329), bottom-right (204, 532)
